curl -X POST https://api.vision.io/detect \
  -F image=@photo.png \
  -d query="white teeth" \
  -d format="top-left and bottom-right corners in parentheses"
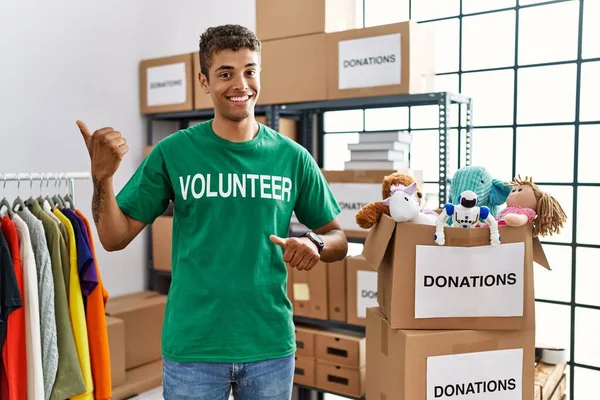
top-left (229, 96), bottom-right (249, 102)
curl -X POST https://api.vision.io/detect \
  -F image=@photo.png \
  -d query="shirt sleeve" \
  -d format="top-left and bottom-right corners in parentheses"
top-left (116, 142), bottom-right (174, 225)
top-left (293, 149), bottom-right (342, 231)
top-left (0, 231), bottom-right (22, 349)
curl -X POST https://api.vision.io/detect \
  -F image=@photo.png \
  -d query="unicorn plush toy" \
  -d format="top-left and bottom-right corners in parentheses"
top-left (381, 182), bottom-right (437, 226)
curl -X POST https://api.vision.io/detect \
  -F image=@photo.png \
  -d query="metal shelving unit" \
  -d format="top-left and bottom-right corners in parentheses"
top-left (143, 91), bottom-right (473, 399)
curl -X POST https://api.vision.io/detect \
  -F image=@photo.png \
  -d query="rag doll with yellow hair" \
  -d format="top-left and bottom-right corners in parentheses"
top-left (496, 175), bottom-right (567, 238)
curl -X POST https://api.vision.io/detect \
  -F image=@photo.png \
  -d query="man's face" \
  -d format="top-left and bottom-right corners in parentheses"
top-left (200, 48), bottom-right (260, 122)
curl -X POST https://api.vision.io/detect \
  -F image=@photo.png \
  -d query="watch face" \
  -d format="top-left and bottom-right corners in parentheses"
top-left (308, 232), bottom-right (324, 246)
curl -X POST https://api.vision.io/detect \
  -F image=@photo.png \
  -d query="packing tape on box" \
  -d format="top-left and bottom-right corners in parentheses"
top-left (540, 348), bottom-right (566, 365)
top-left (453, 339), bottom-right (500, 354)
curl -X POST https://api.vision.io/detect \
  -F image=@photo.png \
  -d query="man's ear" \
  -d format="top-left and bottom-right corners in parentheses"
top-left (199, 72), bottom-right (210, 94)
top-left (490, 178), bottom-right (512, 205)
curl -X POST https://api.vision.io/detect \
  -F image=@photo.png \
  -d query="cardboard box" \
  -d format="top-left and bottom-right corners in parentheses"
top-left (256, 115), bottom-right (299, 142)
top-left (256, 0), bottom-right (359, 41)
top-left (152, 216), bottom-right (172, 271)
top-left (316, 361), bottom-right (365, 398)
top-left (140, 54), bottom-right (194, 115)
top-left (258, 34), bottom-right (328, 105)
top-left (191, 52), bottom-right (214, 110)
top-left (111, 360), bottom-right (163, 400)
top-left (326, 21), bottom-right (435, 100)
top-left (320, 169), bottom-right (423, 239)
top-left (346, 256), bottom-right (378, 326)
top-left (363, 215), bottom-right (549, 330)
top-left (106, 316), bottom-right (126, 387)
top-left (315, 329), bottom-right (365, 369)
top-left (295, 326), bottom-right (317, 358)
top-left (292, 261), bottom-right (328, 319)
top-left (294, 356), bottom-right (316, 387)
top-left (366, 307), bottom-right (535, 400)
top-left (105, 292), bottom-right (167, 370)
top-left (327, 258), bottom-right (347, 322)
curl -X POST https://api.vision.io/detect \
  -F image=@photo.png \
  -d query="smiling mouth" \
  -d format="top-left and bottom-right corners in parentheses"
top-left (227, 94), bottom-right (252, 104)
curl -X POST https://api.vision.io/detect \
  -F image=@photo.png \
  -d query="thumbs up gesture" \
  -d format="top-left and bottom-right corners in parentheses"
top-left (270, 234), bottom-right (320, 271)
top-left (76, 120), bottom-right (129, 182)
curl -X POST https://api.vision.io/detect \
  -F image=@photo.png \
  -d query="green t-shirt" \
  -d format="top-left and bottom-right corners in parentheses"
top-left (116, 119), bottom-right (341, 363)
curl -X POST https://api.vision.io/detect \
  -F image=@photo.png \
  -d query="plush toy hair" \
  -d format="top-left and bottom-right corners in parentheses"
top-left (506, 175), bottom-right (567, 237)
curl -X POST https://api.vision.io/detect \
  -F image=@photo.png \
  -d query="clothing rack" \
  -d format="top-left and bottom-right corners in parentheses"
top-left (1, 172), bottom-right (91, 204)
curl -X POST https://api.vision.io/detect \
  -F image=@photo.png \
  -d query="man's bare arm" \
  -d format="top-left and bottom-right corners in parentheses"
top-left (92, 177), bottom-right (146, 251)
top-left (314, 218), bottom-right (348, 263)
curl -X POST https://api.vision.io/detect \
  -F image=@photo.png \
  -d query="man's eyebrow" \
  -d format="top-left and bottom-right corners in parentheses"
top-left (215, 63), bottom-right (258, 72)
top-left (215, 65), bottom-right (233, 72)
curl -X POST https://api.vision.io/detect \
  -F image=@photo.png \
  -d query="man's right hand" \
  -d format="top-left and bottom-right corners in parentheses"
top-left (76, 120), bottom-right (129, 182)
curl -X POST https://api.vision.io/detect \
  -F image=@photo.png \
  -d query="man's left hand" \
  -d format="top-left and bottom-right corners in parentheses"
top-left (270, 235), bottom-right (320, 271)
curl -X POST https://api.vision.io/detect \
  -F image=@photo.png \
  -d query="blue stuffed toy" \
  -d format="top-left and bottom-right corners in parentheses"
top-left (447, 166), bottom-right (512, 217)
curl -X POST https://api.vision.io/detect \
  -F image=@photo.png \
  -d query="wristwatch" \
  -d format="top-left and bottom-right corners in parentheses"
top-left (301, 231), bottom-right (324, 254)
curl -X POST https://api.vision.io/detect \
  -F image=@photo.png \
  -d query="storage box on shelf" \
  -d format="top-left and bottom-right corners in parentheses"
top-left (255, 0), bottom-right (359, 41)
top-left (105, 291), bottom-right (166, 370)
top-left (191, 52), bottom-right (213, 111)
top-left (105, 291), bottom-right (165, 398)
top-left (292, 324), bottom-right (366, 398)
top-left (140, 53), bottom-right (194, 115)
top-left (257, 33), bottom-right (328, 105)
top-left (345, 255), bottom-right (378, 327)
top-left (256, 115), bottom-right (299, 142)
top-left (106, 316), bottom-right (126, 387)
top-left (326, 21), bottom-right (435, 100)
top-left (289, 259), bottom-right (346, 321)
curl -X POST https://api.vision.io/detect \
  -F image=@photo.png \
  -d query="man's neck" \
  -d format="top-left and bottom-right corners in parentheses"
top-left (212, 114), bottom-right (258, 143)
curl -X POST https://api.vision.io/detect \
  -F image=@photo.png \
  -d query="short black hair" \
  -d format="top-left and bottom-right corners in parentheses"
top-left (199, 24), bottom-right (261, 81)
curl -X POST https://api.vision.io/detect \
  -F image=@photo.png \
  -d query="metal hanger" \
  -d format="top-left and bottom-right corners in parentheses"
top-left (12, 174), bottom-right (27, 212)
top-left (64, 175), bottom-right (74, 209)
top-left (44, 173), bottom-right (56, 208)
top-left (39, 173), bottom-right (56, 208)
top-left (0, 174), bottom-right (14, 218)
top-left (53, 173), bottom-right (66, 209)
top-left (25, 173), bottom-right (39, 209)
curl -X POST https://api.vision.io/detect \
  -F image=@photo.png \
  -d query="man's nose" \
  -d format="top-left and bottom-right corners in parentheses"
top-left (232, 75), bottom-right (248, 91)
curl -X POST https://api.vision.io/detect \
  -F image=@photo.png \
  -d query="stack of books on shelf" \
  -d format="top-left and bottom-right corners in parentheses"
top-left (345, 130), bottom-right (411, 171)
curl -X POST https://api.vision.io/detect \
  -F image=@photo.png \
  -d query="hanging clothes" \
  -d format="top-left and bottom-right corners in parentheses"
top-left (76, 210), bottom-right (112, 400)
top-left (0, 216), bottom-right (27, 400)
top-left (61, 209), bottom-right (97, 298)
top-left (11, 213), bottom-right (44, 400)
top-left (29, 201), bottom-right (86, 399)
top-left (0, 229), bottom-right (22, 399)
top-left (17, 208), bottom-right (58, 400)
top-left (53, 209), bottom-right (94, 400)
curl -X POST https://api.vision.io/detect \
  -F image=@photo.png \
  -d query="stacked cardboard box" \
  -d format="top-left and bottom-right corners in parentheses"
top-left (255, 0), bottom-right (435, 105)
top-left (292, 325), bottom-right (366, 398)
top-left (362, 214), bottom-right (550, 399)
top-left (105, 291), bottom-right (166, 399)
top-left (289, 259), bottom-right (346, 322)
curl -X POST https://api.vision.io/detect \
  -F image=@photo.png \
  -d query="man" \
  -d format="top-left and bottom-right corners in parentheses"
top-left (76, 24), bottom-right (347, 399)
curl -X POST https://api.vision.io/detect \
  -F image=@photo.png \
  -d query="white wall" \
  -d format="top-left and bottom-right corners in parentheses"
top-left (0, 0), bottom-right (255, 297)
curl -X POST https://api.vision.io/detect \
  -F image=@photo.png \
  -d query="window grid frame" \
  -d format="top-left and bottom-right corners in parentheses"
top-left (321, 0), bottom-right (595, 395)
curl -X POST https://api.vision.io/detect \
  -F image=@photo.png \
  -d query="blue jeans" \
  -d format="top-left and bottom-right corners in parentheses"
top-left (162, 355), bottom-right (295, 399)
